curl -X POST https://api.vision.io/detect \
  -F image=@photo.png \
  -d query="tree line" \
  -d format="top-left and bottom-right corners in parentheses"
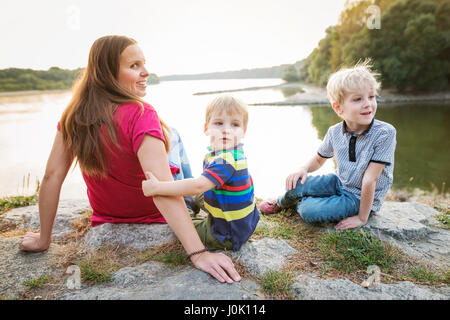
top-left (286, 0), bottom-right (449, 91)
top-left (0, 67), bottom-right (160, 92)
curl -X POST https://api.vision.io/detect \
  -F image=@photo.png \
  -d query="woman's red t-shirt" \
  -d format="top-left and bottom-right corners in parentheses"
top-left (58, 102), bottom-right (178, 226)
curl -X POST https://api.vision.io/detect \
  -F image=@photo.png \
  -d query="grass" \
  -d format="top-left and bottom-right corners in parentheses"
top-left (79, 259), bottom-right (120, 285)
top-left (137, 241), bottom-right (188, 267)
top-left (151, 251), bottom-right (187, 266)
top-left (0, 193), bottom-right (38, 215)
top-left (405, 266), bottom-right (449, 285)
top-left (23, 275), bottom-right (51, 289)
top-left (318, 230), bottom-right (400, 274)
top-left (435, 212), bottom-right (450, 230)
top-left (0, 175), bottom-right (40, 215)
top-left (259, 270), bottom-right (296, 300)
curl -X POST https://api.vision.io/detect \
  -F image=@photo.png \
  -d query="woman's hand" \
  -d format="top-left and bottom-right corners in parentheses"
top-left (285, 168), bottom-right (308, 190)
top-left (19, 232), bottom-right (50, 252)
top-left (190, 251), bottom-right (241, 284)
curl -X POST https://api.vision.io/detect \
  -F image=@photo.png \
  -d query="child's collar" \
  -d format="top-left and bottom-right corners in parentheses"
top-left (342, 119), bottom-right (375, 137)
top-left (207, 143), bottom-right (244, 154)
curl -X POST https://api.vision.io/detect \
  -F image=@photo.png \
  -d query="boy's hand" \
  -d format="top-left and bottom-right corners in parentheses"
top-left (286, 168), bottom-right (308, 190)
top-left (335, 215), bottom-right (366, 231)
top-left (142, 171), bottom-right (160, 196)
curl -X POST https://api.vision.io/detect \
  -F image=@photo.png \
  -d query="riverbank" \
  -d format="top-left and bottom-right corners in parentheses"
top-left (0, 89), bottom-right (71, 97)
top-left (2, 82), bottom-right (449, 105)
top-left (191, 81), bottom-right (450, 106)
top-left (250, 83), bottom-right (450, 106)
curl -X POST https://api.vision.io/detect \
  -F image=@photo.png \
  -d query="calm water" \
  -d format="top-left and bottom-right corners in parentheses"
top-left (0, 79), bottom-right (449, 200)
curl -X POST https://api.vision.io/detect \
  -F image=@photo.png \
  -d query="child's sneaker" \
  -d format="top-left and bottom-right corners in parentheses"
top-left (259, 200), bottom-right (281, 214)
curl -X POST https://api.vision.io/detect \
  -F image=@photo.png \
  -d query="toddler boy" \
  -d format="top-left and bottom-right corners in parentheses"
top-left (143, 95), bottom-right (260, 250)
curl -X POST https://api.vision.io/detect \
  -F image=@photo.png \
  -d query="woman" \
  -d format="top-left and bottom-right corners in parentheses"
top-left (19, 35), bottom-right (240, 284)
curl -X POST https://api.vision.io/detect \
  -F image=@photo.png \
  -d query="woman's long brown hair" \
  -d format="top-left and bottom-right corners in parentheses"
top-left (60, 35), bottom-right (170, 177)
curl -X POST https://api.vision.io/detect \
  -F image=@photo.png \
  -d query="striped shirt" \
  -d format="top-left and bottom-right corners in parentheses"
top-left (317, 119), bottom-right (396, 211)
top-left (201, 143), bottom-right (260, 251)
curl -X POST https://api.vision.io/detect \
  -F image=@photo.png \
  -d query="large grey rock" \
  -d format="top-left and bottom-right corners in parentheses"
top-left (292, 274), bottom-right (448, 300)
top-left (83, 222), bottom-right (176, 250)
top-left (0, 238), bottom-right (60, 299)
top-left (231, 238), bottom-right (296, 276)
top-left (1, 199), bottom-right (91, 239)
top-left (362, 201), bottom-right (450, 268)
top-left (59, 262), bottom-right (260, 300)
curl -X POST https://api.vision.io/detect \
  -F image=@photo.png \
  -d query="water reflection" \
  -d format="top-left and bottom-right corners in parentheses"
top-left (0, 80), bottom-right (448, 199)
top-left (309, 102), bottom-right (450, 192)
top-left (279, 86), bottom-right (305, 98)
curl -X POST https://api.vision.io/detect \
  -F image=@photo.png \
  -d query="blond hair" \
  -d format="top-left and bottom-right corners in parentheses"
top-left (205, 95), bottom-right (249, 129)
top-left (326, 59), bottom-right (381, 105)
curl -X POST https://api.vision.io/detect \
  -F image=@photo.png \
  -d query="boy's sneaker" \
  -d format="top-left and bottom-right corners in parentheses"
top-left (259, 200), bottom-right (281, 214)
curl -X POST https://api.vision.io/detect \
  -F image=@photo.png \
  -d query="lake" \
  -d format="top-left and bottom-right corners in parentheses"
top-left (0, 78), bottom-right (449, 200)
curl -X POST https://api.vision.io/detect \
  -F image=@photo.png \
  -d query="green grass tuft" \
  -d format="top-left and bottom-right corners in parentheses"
top-left (435, 212), bottom-right (450, 230)
top-left (259, 270), bottom-right (295, 299)
top-left (152, 251), bottom-right (188, 267)
top-left (23, 275), bottom-right (50, 289)
top-left (318, 230), bottom-right (399, 273)
top-left (0, 194), bottom-right (38, 214)
top-left (406, 266), bottom-right (449, 285)
top-left (79, 260), bottom-right (120, 285)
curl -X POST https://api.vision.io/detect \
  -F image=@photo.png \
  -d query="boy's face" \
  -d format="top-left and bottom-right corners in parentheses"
top-left (333, 88), bottom-right (377, 131)
top-left (204, 110), bottom-right (246, 151)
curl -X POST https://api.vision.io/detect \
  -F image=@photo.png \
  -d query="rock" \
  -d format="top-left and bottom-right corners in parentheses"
top-left (1, 199), bottom-right (91, 239)
top-left (83, 222), bottom-right (176, 250)
top-left (0, 238), bottom-right (60, 299)
top-left (59, 262), bottom-right (260, 300)
top-left (362, 201), bottom-right (450, 268)
top-left (231, 238), bottom-right (296, 277)
top-left (2, 200), bottom-right (448, 300)
top-left (291, 274), bottom-right (448, 300)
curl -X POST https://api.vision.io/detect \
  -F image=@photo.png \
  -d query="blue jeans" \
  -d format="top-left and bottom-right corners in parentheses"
top-left (277, 174), bottom-right (367, 223)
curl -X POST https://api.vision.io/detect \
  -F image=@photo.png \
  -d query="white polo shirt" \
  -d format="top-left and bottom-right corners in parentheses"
top-left (317, 119), bottom-right (397, 211)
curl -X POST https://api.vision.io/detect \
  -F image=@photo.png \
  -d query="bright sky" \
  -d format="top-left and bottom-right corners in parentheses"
top-left (0, 0), bottom-right (348, 76)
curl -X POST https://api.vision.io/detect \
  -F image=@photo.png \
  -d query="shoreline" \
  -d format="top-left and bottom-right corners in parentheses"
top-left (0, 89), bottom-right (71, 97)
top-left (191, 81), bottom-right (450, 106)
top-left (1, 82), bottom-right (449, 105)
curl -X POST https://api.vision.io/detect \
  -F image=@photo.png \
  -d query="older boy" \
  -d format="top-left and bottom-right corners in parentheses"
top-left (143, 95), bottom-right (259, 251)
top-left (260, 61), bottom-right (396, 230)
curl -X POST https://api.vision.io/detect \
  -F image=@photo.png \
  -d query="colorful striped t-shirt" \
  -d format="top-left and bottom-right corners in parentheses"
top-left (201, 144), bottom-right (260, 251)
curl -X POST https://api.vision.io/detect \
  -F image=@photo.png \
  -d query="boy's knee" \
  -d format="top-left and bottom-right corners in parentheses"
top-left (296, 202), bottom-right (318, 223)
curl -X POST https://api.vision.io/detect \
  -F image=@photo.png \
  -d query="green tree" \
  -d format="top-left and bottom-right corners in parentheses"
top-left (282, 65), bottom-right (300, 82)
top-left (299, 0), bottom-right (449, 91)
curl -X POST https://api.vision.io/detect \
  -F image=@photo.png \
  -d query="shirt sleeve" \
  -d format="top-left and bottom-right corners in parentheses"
top-left (202, 152), bottom-right (236, 188)
top-left (131, 105), bottom-right (166, 155)
top-left (317, 127), bottom-right (334, 158)
top-left (371, 126), bottom-right (396, 165)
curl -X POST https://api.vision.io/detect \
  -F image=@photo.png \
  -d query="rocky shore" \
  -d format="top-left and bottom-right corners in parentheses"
top-left (0, 199), bottom-right (448, 300)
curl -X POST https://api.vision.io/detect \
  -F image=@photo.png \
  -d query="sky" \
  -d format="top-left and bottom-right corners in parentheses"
top-left (0, 0), bottom-right (348, 76)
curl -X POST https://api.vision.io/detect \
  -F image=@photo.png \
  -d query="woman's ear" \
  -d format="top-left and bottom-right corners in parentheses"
top-left (204, 123), bottom-right (209, 135)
